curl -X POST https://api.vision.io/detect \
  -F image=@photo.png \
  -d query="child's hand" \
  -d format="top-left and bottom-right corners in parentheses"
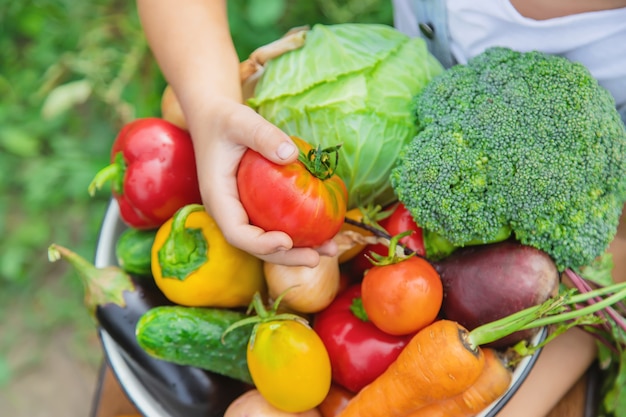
top-left (186, 97), bottom-right (338, 267)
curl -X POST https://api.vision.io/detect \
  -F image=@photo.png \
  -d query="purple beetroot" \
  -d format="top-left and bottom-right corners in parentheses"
top-left (434, 240), bottom-right (560, 348)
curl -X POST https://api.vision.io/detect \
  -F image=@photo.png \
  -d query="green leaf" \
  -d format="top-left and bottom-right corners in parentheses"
top-left (598, 343), bottom-right (626, 416)
top-left (251, 23), bottom-right (407, 103)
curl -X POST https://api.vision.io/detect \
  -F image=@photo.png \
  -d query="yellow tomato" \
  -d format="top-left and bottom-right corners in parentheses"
top-left (151, 204), bottom-right (265, 307)
top-left (247, 319), bottom-right (332, 413)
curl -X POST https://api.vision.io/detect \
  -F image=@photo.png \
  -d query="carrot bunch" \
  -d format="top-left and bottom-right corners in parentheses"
top-left (338, 320), bottom-right (486, 417)
top-left (337, 280), bottom-right (626, 417)
top-left (406, 348), bottom-right (513, 417)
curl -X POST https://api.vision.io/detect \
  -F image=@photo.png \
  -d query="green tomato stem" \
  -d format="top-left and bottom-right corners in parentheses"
top-left (222, 291), bottom-right (311, 344)
top-left (250, 291), bottom-right (270, 319)
top-left (297, 144), bottom-right (342, 180)
top-left (367, 230), bottom-right (415, 266)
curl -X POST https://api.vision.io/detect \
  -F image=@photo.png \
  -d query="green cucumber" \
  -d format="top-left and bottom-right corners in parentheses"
top-left (115, 227), bottom-right (157, 276)
top-left (136, 305), bottom-right (253, 384)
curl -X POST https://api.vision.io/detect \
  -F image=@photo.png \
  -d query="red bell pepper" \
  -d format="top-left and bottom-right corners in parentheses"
top-left (89, 118), bottom-right (202, 229)
top-left (313, 284), bottom-right (413, 393)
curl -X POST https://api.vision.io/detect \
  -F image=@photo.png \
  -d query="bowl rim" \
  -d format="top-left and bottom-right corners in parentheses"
top-left (94, 199), bottom-right (546, 417)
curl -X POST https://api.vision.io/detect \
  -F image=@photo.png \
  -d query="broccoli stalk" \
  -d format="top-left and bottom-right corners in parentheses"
top-left (391, 47), bottom-right (626, 271)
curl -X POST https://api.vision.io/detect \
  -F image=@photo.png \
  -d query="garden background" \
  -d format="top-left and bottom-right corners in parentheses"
top-left (0, 1), bottom-right (392, 415)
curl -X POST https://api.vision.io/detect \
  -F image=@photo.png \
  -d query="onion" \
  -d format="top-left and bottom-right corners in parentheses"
top-left (264, 254), bottom-right (340, 314)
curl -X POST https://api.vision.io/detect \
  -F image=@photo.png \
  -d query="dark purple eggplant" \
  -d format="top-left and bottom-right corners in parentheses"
top-left (433, 240), bottom-right (560, 348)
top-left (48, 244), bottom-right (247, 417)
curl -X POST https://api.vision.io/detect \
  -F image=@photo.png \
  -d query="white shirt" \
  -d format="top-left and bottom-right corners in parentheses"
top-left (393, 0), bottom-right (626, 111)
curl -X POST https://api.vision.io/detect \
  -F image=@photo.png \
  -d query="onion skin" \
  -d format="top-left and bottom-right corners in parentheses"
top-left (264, 255), bottom-right (341, 314)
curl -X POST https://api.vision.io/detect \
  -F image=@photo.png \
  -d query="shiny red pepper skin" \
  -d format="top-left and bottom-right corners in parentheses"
top-left (94, 118), bottom-right (202, 229)
top-left (313, 284), bottom-right (414, 393)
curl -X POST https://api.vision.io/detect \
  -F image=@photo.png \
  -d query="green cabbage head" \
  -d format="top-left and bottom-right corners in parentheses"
top-left (249, 23), bottom-right (443, 209)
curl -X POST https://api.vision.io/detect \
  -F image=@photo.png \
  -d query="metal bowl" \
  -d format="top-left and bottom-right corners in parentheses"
top-left (94, 199), bottom-right (546, 417)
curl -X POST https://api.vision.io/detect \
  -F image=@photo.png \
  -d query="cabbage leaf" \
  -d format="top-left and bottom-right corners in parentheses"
top-left (250, 23), bottom-right (443, 208)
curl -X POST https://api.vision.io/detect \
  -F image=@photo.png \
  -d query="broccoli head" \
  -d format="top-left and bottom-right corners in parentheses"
top-left (390, 46), bottom-right (626, 270)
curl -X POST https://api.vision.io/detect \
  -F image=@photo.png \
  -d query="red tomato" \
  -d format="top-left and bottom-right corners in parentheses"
top-left (383, 202), bottom-right (426, 256)
top-left (361, 256), bottom-right (443, 335)
top-left (237, 136), bottom-right (348, 248)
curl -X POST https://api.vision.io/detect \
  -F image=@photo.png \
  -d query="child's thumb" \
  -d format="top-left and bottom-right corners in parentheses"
top-left (239, 110), bottom-right (298, 165)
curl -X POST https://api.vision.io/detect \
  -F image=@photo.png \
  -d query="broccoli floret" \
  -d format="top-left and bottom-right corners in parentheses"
top-left (390, 47), bottom-right (626, 270)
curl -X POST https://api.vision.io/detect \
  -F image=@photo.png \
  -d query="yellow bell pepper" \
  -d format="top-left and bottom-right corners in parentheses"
top-left (151, 204), bottom-right (265, 307)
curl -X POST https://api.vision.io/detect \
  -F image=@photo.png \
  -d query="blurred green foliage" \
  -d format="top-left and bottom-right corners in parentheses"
top-left (0, 0), bottom-right (392, 383)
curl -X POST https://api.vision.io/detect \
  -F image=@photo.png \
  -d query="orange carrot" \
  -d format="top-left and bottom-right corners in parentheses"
top-left (406, 348), bottom-right (513, 417)
top-left (336, 319), bottom-right (486, 417)
top-left (338, 282), bottom-right (626, 417)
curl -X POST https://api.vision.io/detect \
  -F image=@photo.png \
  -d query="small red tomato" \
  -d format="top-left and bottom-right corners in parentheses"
top-left (383, 202), bottom-right (426, 256)
top-left (237, 136), bottom-right (348, 248)
top-left (361, 256), bottom-right (443, 335)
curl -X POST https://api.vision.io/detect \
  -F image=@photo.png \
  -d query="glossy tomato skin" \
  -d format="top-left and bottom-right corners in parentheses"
top-left (361, 257), bottom-right (443, 336)
top-left (313, 285), bottom-right (413, 393)
top-left (237, 137), bottom-right (348, 248)
top-left (384, 202), bottom-right (426, 256)
top-left (247, 319), bottom-right (332, 413)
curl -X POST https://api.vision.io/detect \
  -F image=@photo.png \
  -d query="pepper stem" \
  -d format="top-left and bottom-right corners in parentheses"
top-left (88, 152), bottom-right (126, 196)
top-left (350, 297), bottom-right (370, 322)
top-left (157, 204), bottom-right (208, 281)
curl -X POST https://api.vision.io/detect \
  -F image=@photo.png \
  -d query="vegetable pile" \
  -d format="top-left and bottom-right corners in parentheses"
top-left (51, 24), bottom-right (626, 417)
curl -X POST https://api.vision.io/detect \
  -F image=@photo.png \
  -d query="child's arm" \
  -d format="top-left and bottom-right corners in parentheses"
top-left (136, 0), bottom-right (336, 267)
